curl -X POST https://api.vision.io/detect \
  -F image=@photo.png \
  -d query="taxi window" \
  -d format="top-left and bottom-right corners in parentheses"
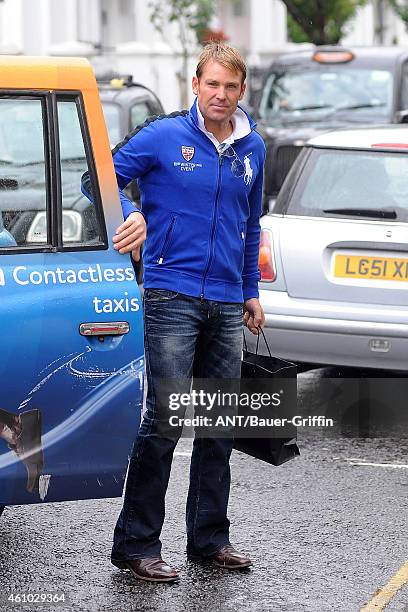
top-left (57, 100), bottom-right (104, 246)
top-left (130, 101), bottom-right (151, 129)
top-left (259, 68), bottom-right (393, 123)
top-left (0, 93), bottom-right (106, 252)
top-left (101, 102), bottom-right (121, 145)
top-left (0, 97), bottom-right (48, 247)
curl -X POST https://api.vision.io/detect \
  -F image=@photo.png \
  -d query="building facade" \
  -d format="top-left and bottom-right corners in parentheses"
top-left (0, 0), bottom-right (407, 111)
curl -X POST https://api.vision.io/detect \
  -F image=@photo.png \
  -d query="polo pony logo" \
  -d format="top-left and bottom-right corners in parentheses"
top-left (243, 153), bottom-right (253, 186)
top-left (181, 146), bottom-right (195, 161)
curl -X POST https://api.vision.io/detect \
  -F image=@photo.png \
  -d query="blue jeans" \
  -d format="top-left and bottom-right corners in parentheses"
top-left (112, 289), bottom-right (243, 560)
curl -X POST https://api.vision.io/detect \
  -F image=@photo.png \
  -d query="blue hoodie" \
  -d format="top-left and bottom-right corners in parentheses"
top-left (103, 99), bottom-right (265, 303)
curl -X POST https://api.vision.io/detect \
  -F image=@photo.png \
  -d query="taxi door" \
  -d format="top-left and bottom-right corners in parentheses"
top-left (0, 59), bottom-right (143, 506)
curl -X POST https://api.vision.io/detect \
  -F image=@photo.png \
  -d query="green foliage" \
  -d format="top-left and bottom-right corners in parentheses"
top-left (287, 14), bottom-right (311, 43)
top-left (388, 0), bottom-right (408, 30)
top-left (283, 0), bottom-right (368, 45)
top-left (149, 0), bottom-right (216, 47)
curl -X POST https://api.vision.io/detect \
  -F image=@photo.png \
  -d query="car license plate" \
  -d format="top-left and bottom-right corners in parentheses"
top-left (334, 254), bottom-right (408, 282)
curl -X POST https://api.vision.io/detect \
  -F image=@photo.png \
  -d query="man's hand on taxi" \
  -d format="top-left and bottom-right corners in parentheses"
top-left (113, 211), bottom-right (146, 257)
top-left (243, 298), bottom-right (265, 335)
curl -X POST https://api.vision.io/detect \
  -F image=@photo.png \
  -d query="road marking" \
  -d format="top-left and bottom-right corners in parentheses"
top-left (360, 559), bottom-right (408, 611)
top-left (178, 454), bottom-right (408, 467)
top-left (346, 459), bottom-right (408, 469)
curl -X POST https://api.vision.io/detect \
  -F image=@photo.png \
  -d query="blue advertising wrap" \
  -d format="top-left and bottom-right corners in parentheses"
top-left (0, 249), bottom-right (144, 506)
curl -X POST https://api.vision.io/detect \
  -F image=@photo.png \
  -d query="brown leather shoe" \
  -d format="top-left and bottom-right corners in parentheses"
top-left (209, 545), bottom-right (252, 569)
top-left (112, 557), bottom-right (180, 583)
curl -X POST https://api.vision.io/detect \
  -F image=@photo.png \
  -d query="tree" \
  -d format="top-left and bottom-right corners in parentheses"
top-left (149, 0), bottom-right (217, 108)
top-left (283, 0), bottom-right (368, 45)
top-left (388, 0), bottom-right (408, 32)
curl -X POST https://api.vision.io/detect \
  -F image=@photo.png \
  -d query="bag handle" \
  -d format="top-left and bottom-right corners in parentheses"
top-left (255, 326), bottom-right (273, 358)
top-left (243, 326), bottom-right (272, 360)
top-left (242, 328), bottom-right (248, 353)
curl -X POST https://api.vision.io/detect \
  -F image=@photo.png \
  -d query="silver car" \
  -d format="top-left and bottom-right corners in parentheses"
top-left (250, 126), bottom-right (408, 371)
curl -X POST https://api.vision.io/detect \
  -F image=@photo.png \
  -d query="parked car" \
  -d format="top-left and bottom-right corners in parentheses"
top-left (248, 125), bottom-right (408, 371)
top-left (254, 46), bottom-right (408, 212)
top-left (0, 56), bottom-right (144, 510)
top-left (98, 74), bottom-right (164, 147)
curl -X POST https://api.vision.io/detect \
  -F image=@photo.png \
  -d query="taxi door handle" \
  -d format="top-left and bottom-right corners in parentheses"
top-left (79, 322), bottom-right (130, 336)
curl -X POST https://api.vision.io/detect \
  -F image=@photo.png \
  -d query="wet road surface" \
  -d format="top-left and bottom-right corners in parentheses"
top-left (1, 368), bottom-right (407, 612)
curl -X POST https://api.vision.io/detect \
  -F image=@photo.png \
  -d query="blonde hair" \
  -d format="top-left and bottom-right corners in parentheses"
top-left (196, 42), bottom-right (246, 83)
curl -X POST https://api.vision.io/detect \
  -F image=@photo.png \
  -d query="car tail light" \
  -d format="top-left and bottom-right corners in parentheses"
top-left (258, 229), bottom-right (276, 282)
top-left (371, 143), bottom-right (408, 149)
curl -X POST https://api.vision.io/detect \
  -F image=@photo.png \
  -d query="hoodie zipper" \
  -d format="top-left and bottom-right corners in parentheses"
top-left (200, 152), bottom-right (223, 300)
top-left (158, 215), bottom-right (177, 264)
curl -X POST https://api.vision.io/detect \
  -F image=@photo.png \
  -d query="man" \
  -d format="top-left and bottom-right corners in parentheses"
top-left (97, 42), bottom-right (265, 582)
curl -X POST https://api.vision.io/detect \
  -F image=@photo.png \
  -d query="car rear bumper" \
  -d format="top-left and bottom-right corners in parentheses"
top-left (251, 290), bottom-right (408, 370)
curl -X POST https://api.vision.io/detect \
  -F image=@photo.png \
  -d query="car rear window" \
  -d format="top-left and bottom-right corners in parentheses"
top-left (285, 148), bottom-right (408, 223)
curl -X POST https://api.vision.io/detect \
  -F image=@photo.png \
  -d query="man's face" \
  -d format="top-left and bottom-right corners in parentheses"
top-left (192, 60), bottom-right (246, 124)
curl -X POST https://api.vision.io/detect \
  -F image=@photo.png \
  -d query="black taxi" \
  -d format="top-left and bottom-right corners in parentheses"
top-left (253, 46), bottom-right (408, 211)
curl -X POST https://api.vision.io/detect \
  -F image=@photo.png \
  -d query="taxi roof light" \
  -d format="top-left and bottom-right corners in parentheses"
top-left (313, 48), bottom-right (354, 64)
top-left (110, 78), bottom-right (126, 89)
top-left (95, 70), bottom-right (134, 88)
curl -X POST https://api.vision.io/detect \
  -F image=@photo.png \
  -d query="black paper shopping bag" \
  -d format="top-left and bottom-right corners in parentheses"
top-left (233, 328), bottom-right (300, 466)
